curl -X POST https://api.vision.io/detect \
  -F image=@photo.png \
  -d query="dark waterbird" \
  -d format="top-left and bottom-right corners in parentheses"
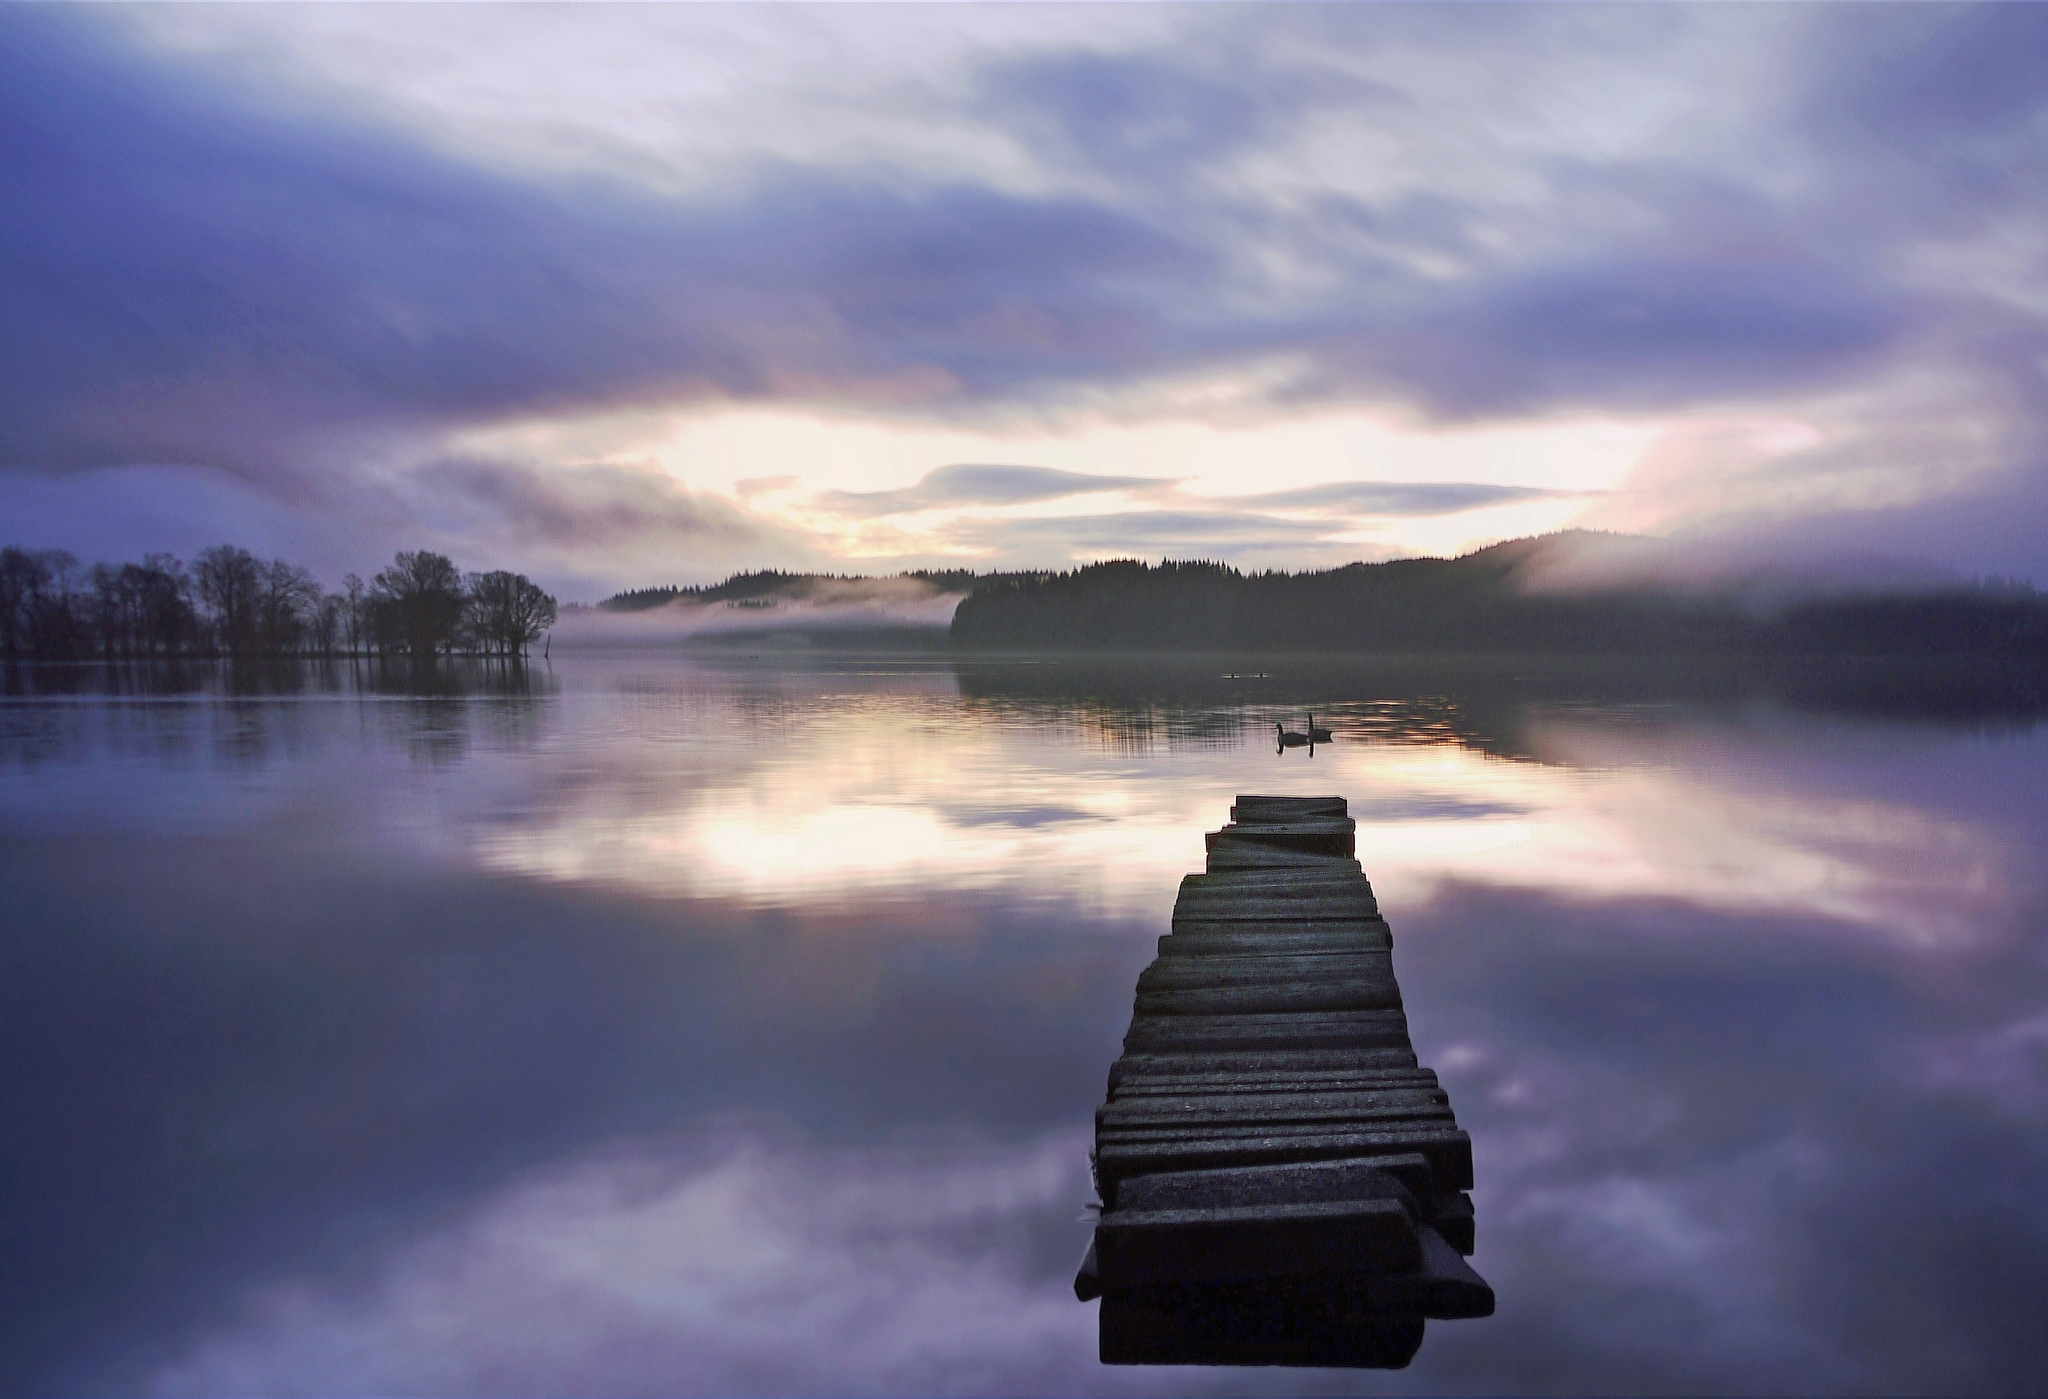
top-left (1275, 722), bottom-right (1310, 749)
top-left (1307, 714), bottom-right (1333, 743)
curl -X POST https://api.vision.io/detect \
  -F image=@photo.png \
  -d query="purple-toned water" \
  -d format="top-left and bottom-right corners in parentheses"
top-left (4, 652), bottom-right (2044, 1395)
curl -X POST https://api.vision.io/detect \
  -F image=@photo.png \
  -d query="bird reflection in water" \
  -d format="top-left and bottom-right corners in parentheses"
top-left (1076, 795), bottom-right (1492, 1367)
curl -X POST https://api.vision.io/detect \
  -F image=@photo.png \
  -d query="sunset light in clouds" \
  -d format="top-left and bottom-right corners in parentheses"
top-left (5, 4), bottom-right (2046, 596)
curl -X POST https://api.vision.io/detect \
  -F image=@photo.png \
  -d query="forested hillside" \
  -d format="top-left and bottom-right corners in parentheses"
top-left (946, 536), bottom-right (2048, 657)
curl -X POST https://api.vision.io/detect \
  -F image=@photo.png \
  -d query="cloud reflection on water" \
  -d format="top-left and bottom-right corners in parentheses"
top-left (147, 1126), bottom-right (1101, 1399)
top-left (439, 663), bottom-right (2031, 948)
top-left (2, 652), bottom-right (2045, 1394)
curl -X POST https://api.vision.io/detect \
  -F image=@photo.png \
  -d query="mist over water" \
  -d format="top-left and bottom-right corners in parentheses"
top-left (3, 652), bottom-right (2045, 1395)
top-left (555, 577), bottom-right (965, 648)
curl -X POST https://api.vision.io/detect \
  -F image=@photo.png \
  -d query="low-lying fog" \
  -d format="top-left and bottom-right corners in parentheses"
top-left (555, 577), bottom-right (966, 647)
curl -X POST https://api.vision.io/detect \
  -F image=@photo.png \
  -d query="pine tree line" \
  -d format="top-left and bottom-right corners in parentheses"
top-left (947, 551), bottom-right (2048, 657)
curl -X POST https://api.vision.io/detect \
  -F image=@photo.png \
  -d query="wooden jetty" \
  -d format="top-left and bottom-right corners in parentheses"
top-left (1076, 795), bottom-right (1493, 1367)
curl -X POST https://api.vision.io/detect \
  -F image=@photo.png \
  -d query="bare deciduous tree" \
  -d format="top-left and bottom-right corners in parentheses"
top-left (256, 559), bottom-right (321, 654)
top-left (341, 574), bottom-right (367, 654)
top-left (194, 545), bottom-right (261, 656)
top-left (4, 542), bottom-right (556, 662)
top-left (372, 551), bottom-right (465, 657)
top-left (466, 571), bottom-right (558, 656)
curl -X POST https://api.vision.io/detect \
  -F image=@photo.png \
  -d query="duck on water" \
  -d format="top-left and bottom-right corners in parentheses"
top-left (1276, 717), bottom-right (1333, 750)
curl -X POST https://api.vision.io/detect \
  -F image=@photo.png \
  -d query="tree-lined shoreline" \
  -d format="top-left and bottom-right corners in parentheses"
top-left (0, 546), bottom-right (555, 662)
top-left (15, 530), bottom-right (2048, 663)
top-left (948, 539), bottom-right (2048, 657)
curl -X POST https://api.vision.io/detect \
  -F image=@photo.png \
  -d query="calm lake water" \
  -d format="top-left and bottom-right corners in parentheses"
top-left (4, 650), bottom-right (2046, 1396)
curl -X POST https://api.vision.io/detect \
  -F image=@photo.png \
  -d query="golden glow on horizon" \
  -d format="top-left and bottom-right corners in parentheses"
top-left (441, 392), bottom-right (1707, 569)
top-left (451, 398), bottom-right (1664, 496)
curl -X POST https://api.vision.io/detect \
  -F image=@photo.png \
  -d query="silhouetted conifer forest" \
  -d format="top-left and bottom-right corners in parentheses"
top-left (947, 539), bottom-right (2048, 657)
top-left (0, 545), bottom-right (555, 661)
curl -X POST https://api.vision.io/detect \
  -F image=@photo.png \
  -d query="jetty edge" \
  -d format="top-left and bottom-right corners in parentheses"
top-left (1077, 794), bottom-right (1493, 1368)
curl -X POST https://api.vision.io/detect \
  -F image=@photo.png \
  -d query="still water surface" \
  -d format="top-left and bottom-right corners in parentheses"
top-left (3, 652), bottom-right (2045, 1395)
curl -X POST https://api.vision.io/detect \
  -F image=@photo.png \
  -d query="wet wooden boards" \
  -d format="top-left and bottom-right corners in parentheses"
top-left (1081, 795), bottom-right (1494, 1368)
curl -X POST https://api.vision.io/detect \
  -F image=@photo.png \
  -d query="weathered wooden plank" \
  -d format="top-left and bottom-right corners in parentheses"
top-left (1094, 1198), bottom-right (1421, 1285)
top-left (1170, 913), bottom-right (1388, 933)
top-left (1100, 1116), bottom-right (1455, 1144)
top-left (1428, 1191), bottom-right (1476, 1256)
top-left (1210, 824), bottom-right (1356, 846)
top-left (1099, 1123), bottom-right (1459, 1165)
top-left (1101, 1114), bottom-right (1453, 1145)
top-left (1108, 1047), bottom-right (1418, 1090)
top-left (1114, 1152), bottom-right (1436, 1212)
top-left (1171, 913), bottom-right (1388, 931)
top-left (1364, 1225), bottom-right (1495, 1320)
top-left (1098, 1291), bottom-right (1425, 1369)
top-left (1162, 947), bottom-right (1393, 967)
top-left (1217, 819), bottom-right (1357, 848)
top-left (1163, 909), bottom-right (1384, 929)
top-left (1169, 907), bottom-right (1382, 929)
top-left (1159, 928), bottom-right (1392, 957)
top-left (1176, 875), bottom-right (1378, 906)
top-left (1111, 1068), bottom-right (1439, 1099)
top-left (1100, 1223), bottom-right (1490, 1326)
top-left (1138, 953), bottom-right (1393, 991)
top-left (1231, 795), bottom-right (1348, 820)
top-left (1182, 869), bottom-right (1371, 890)
top-left (1104, 1084), bottom-right (1449, 1114)
top-left (1218, 835), bottom-right (1359, 857)
top-left (1096, 1125), bottom-right (1474, 1196)
top-left (1181, 880), bottom-right (1373, 902)
top-left (1204, 835), bottom-right (1351, 860)
top-left (1123, 1008), bottom-right (1410, 1053)
top-left (1206, 845), bottom-right (1361, 874)
top-left (1172, 899), bottom-right (1382, 925)
top-left (1111, 1082), bottom-right (1441, 1108)
top-left (1099, 1091), bottom-right (1451, 1130)
top-left (1212, 815), bottom-right (1359, 835)
top-left (1133, 978), bottom-right (1403, 1017)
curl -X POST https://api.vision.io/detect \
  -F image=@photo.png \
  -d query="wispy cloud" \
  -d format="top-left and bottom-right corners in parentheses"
top-left (409, 459), bottom-right (772, 552)
top-left (1233, 482), bottom-right (1588, 516)
top-left (4, 3), bottom-right (2048, 578)
top-left (784, 464), bottom-right (1591, 567)
top-left (814, 464), bottom-right (1176, 520)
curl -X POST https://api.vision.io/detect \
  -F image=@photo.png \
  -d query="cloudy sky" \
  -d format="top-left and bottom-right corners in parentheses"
top-left (3, 3), bottom-right (2045, 597)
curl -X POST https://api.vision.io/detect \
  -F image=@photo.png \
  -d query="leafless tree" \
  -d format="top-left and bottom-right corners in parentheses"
top-left (311, 593), bottom-right (343, 655)
top-left (466, 570), bottom-right (558, 656)
top-left (137, 555), bottom-right (196, 655)
top-left (371, 551), bottom-right (465, 657)
top-left (0, 547), bottom-right (38, 659)
top-left (341, 574), bottom-right (367, 654)
top-left (256, 559), bottom-right (321, 654)
top-left (89, 563), bottom-right (128, 656)
top-left (18, 550), bottom-right (85, 659)
top-left (194, 545), bottom-right (261, 655)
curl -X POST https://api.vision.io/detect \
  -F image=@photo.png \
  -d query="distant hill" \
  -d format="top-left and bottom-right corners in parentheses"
top-left (946, 533), bottom-right (2048, 657)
